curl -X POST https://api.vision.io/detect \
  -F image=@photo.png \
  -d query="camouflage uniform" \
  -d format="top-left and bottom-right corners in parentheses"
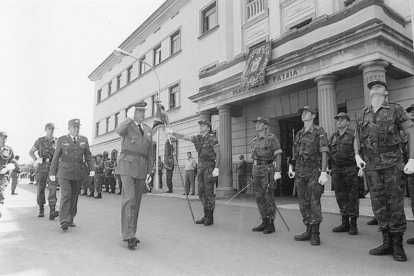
top-left (106, 159), bottom-right (116, 193)
top-left (251, 133), bottom-right (282, 219)
top-left (0, 145), bottom-right (14, 205)
top-left (10, 159), bottom-right (20, 194)
top-left (356, 101), bottom-right (413, 234)
top-left (94, 159), bottom-right (104, 194)
top-left (165, 157), bottom-right (174, 192)
top-left (329, 129), bottom-right (359, 218)
top-left (191, 133), bottom-right (219, 212)
top-left (402, 131), bottom-right (414, 216)
top-left (294, 124), bottom-right (329, 225)
top-left (33, 137), bottom-right (58, 207)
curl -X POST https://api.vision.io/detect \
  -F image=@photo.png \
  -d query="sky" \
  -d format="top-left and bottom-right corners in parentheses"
top-left (0, 0), bottom-right (166, 163)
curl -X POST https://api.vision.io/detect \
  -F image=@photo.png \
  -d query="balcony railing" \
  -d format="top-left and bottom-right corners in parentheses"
top-left (247, 0), bottom-right (267, 21)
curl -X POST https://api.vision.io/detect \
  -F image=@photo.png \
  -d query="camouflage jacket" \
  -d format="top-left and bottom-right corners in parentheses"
top-left (251, 133), bottom-right (282, 176)
top-left (294, 124), bottom-right (328, 177)
top-left (191, 133), bottom-right (219, 163)
top-left (356, 101), bottom-right (413, 170)
top-left (94, 160), bottom-right (105, 175)
top-left (33, 136), bottom-right (56, 172)
top-left (105, 160), bottom-right (116, 177)
top-left (328, 128), bottom-right (356, 166)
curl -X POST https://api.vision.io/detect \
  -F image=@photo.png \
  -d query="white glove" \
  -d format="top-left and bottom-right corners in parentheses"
top-left (145, 174), bottom-right (152, 191)
top-left (35, 158), bottom-right (43, 165)
top-left (358, 168), bottom-right (364, 177)
top-left (165, 127), bottom-right (173, 135)
top-left (404, 159), bottom-right (414, 174)
top-left (288, 165), bottom-right (295, 179)
top-left (212, 168), bottom-right (219, 177)
top-left (355, 154), bottom-right (366, 169)
top-left (49, 175), bottom-right (56, 182)
top-left (89, 171), bottom-right (95, 177)
top-left (274, 171), bottom-right (281, 180)
top-left (318, 172), bottom-right (328, 185)
top-left (0, 163), bottom-right (15, 174)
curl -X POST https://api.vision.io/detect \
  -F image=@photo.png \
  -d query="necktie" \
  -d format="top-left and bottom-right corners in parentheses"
top-left (138, 124), bottom-right (144, 135)
top-left (73, 137), bottom-right (76, 144)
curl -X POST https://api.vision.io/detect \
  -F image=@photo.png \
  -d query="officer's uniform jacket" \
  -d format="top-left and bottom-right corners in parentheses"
top-left (328, 128), bottom-right (356, 168)
top-left (115, 118), bottom-right (154, 179)
top-left (49, 134), bottom-right (94, 181)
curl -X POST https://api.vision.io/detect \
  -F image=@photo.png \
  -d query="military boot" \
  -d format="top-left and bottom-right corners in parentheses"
top-left (407, 236), bottom-right (414, 244)
top-left (392, 234), bottom-right (407, 262)
top-left (369, 231), bottom-right (393, 255)
top-left (38, 205), bottom-right (44, 217)
top-left (311, 223), bottom-right (321, 246)
top-left (196, 210), bottom-right (207, 224)
top-left (94, 193), bottom-right (102, 199)
top-left (348, 217), bottom-right (358, 235)
top-left (204, 211), bottom-right (214, 226)
top-left (80, 190), bottom-right (87, 196)
top-left (367, 217), bottom-right (378, 225)
top-left (263, 219), bottom-right (275, 234)
top-left (87, 192), bottom-right (94, 197)
top-left (252, 218), bottom-right (268, 232)
top-left (332, 216), bottom-right (349, 232)
top-left (294, 224), bottom-right (312, 241)
top-left (49, 206), bottom-right (59, 220)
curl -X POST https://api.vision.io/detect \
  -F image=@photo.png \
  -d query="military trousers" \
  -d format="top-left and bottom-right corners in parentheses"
top-left (407, 174), bottom-right (414, 217)
top-left (36, 170), bottom-right (57, 207)
top-left (108, 176), bottom-right (116, 192)
top-left (296, 172), bottom-right (323, 225)
top-left (184, 170), bottom-right (196, 194)
top-left (11, 172), bottom-right (18, 192)
top-left (94, 174), bottom-right (103, 193)
top-left (0, 175), bottom-right (7, 204)
top-left (366, 165), bottom-right (406, 234)
top-left (331, 166), bottom-right (359, 218)
top-left (166, 171), bottom-right (173, 191)
top-left (197, 162), bottom-right (216, 211)
top-left (252, 174), bottom-right (276, 219)
top-left (58, 178), bottom-right (82, 224)
top-left (120, 175), bottom-right (144, 240)
top-left (81, 176), bottom-right (89, 193)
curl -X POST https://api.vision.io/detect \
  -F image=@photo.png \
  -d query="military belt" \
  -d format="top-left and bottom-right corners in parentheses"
top-left (253, 160), bottom-right (273, 165)
top-left (298, 161), bottom-right (319, 168)
top-left (42, 157), bottom-right (52, 163)
top-left (332, 161), bottom-right (355, 168)
top-left (60, 155), bottom-right (83, 163)
top-left (362, 145), bottom-right (399, 155)
top-left (121, 149), bottom-right (148, 161)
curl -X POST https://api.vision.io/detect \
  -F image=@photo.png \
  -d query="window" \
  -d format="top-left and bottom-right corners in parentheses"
top-left (202, 2), bottom-right (217, 34)
top-left (127, 66), bottom-right (132, 83)
top-left (171, 31), bottom-right (181, 55)
top-left (154, 46), bottom-right (161, 66)
top-left (139, 57), bottom-right (146, 75)
top-left (115, 112), bottom-right (120, 128)
top-left (95, 122), bottom-right (100, 136)
top-left (151, 95), bottom-right (157, 116)
top-left (108, 82), bottom-right (112, 96)
top-left (106, 117), bottom-right (110, 132)
top-left (117, 75), bottom-right (121, 90)
top-left (97, 89), bottom-right (102, 103)
top-left (169, 84), bottom-right (179, 109)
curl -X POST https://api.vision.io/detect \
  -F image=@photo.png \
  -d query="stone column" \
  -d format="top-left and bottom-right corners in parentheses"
top-left (216, 105), bottom-right (236, 197)
top-left (314, 74), bottom-right (338, 138)
top-left (358, 61), bottom-right (389, 107)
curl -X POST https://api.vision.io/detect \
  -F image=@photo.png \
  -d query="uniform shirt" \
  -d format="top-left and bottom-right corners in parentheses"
top-left (105, 159), bottom-right (116, 177)
top-left (328, 128), bottom-right (356, 166)
top-left (191, 133), bottom-right (219, 162)
top-left (185, 157), bottom-right (197, 171)
top-left (356, 101), bottom-right (413, 170)
top-left (94, 160), bottom-right (105, 175)
top-left (251, 132), bottom-right (282, 176)
top-left (294, 124), bottom-right (329, 177)
top-left (33, 136), bottom-right (56, 172)
top-left (165, 158), bottom-right (174, 172)
top-left (0, 145), bottom-right (14, 174)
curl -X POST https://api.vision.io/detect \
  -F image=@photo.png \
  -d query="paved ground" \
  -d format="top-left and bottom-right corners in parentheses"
top-left (1, 179), bottom-right (414, 276)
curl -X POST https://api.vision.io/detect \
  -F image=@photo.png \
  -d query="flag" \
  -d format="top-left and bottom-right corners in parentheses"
top-left (152, 100), bottom-right (169, 135)
top-left (239, 41), bottom-right (271, 92)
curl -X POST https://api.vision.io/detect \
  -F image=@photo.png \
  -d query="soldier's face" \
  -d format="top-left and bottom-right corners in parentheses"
top-left (134, 109), bottom-right (145, 123)
top-left (336, 117), bottom-right (349, 129)
top-left (199, 124), bottom-right (209, 133)
top-left (370, 84), bottom-right (388, 97)
top-left (45, 126), bottom-right (54, 136)
top-left (68, 125), bottom-right (80, 136)
top-left (301, 110), bottom-right (314, 122)
top-left (407, 110), bottom-right (414, 120)
top-left (255, 122), bottom-right (267, 132)
top-left (0, 135), bottom-right (6, 144)
top-left (96, 156), bottom-right (102, 161)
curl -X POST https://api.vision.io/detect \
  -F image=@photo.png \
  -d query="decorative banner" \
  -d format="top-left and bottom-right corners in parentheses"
top-left (152, 100), bottom-right (170, 135)
top-left (239, 41), bottom-right (271, 91)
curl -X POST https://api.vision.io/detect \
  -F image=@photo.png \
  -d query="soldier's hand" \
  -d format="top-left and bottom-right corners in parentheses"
top-left (35, 158), bottom-right (43, 165)
top-left (404, 159), bottom-right (414, 174)
top-left (165, 127), bottom-right (173, 135)
top-left (358, 168), bottom-right (364, 177)
top-left (355, 154), bottom-right (366, 169)
top-left (318, 172), bottom-right (328, 185)
top-left (288, 165), bottom-right (295, 179)
top-left (274, 171), bottom-right (281, 180)
top-left (89, 171), bottom-right (95, 177)
top-left (212, 168), bottom-right (219, 177)
top-left (49, 175), bottom-right (56, 182)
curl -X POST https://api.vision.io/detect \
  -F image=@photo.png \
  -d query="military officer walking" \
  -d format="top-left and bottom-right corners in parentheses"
top-left (167, 120), bottom-right (220, 226)
top-left (29, 123), bottom-right (59, 219)
top-left (250, 117), bottom-right (282, 234)
top-left (115, 102), bottom-right (153, 249)
top-left (355, 80), bottom-right (414, 261)
top-left (289, 106), bottom-right (329, 246)
top-left (93, 154), bottom-right (104, 199)
top-left (0, 131), bottom-right (15, 218)
top-left (49, 119), bottom-right (95, 231)
top-left (404, 103), bottom-right (414, 245)
top-left (328, 113), bottom-right (360, 235)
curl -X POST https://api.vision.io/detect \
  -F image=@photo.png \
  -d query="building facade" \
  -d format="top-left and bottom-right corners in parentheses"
top-left (89, 0), bottom-right (414, 196)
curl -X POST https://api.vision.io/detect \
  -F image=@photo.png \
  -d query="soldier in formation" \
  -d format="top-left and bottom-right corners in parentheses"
top-left (0, 131), bottom-right (15, 219)
top-left (93, 153), bottom-right (104, 199)
top-left (404, 103), bottom-right (414, 245)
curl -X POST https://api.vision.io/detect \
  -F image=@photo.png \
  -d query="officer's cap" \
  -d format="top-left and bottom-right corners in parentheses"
top-left (0, 131), bottom-right (7, 137)
top-left (198, 120), bottom-right (212, 128)
top-left (298, 106), bottom-right (316, 115)
top-left (253, 117), bottom-right (269, 125)
top-left (132, 101), bottom-right (147, 110)
top-left (406, 103), bottom-right (414, 113)
top-left (367, 79), bottom-right (388, 90)
top-left (334, 112), bottom-right (350, 121)
top-left (68, 119), bottom-right (81, 127)
top-left (45, 123), bottom-right (55, 129)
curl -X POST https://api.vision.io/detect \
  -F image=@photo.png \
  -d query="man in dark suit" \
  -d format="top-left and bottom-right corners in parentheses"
top-left (115, 101), bottom-right (153, 249)
top-left (49, 119), bottom-right (95, 231)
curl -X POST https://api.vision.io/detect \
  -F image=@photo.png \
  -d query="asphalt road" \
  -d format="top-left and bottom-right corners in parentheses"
top-left (1, 179), bottom-right (414, 276)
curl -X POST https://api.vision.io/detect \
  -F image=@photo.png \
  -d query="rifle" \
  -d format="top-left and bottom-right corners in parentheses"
top-left (354, 112), bottom-right (368, 195)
